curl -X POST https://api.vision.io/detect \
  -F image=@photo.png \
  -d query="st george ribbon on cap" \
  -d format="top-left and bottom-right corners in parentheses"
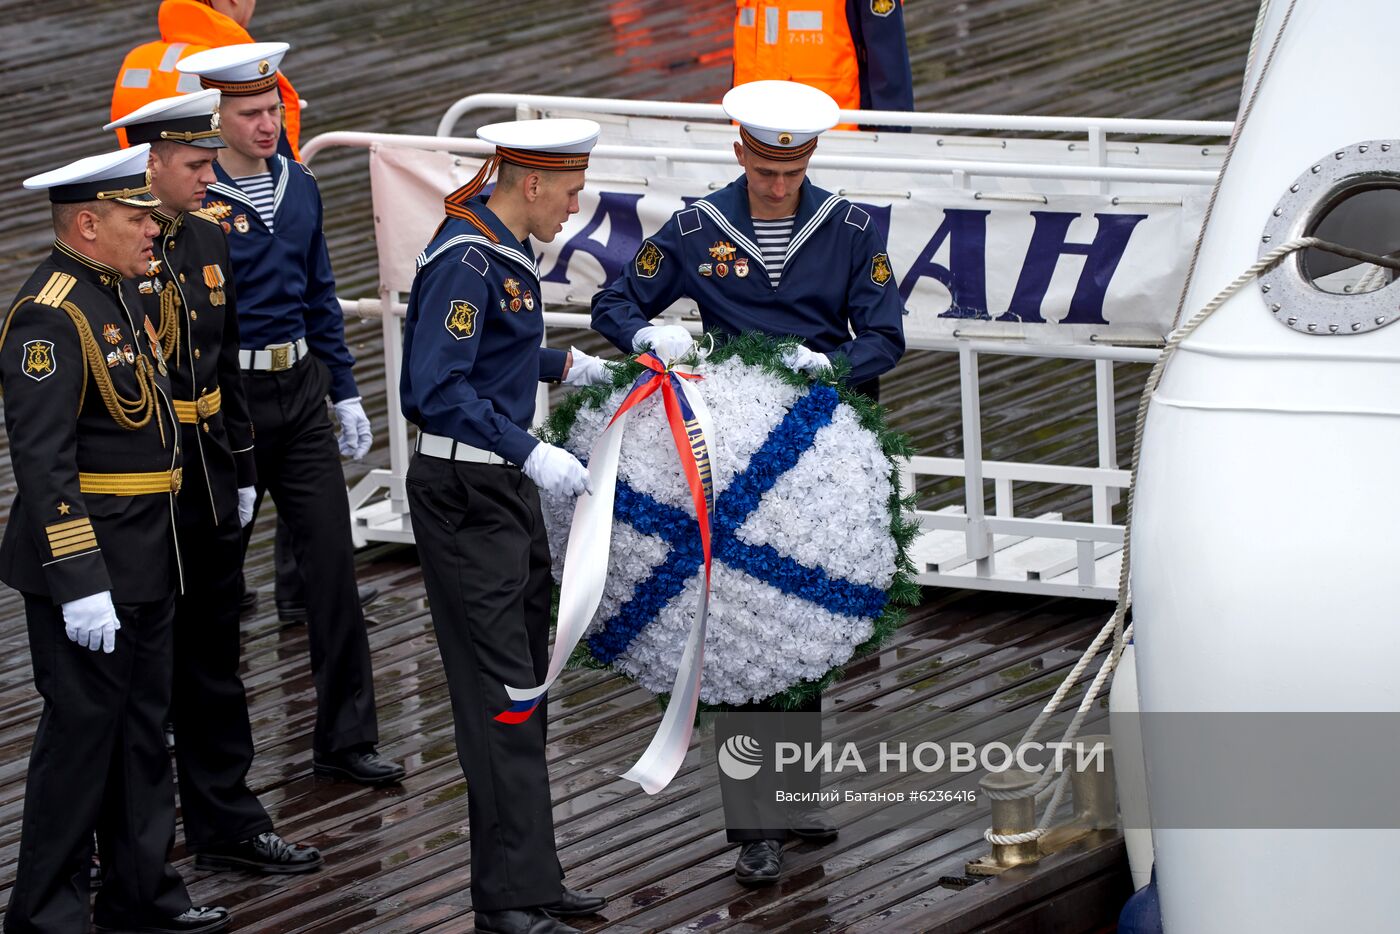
top-left (441, 118), bottom-right (601, 242)
top-left (723, 79), bottom-right (840, 161)
top-left (104, 89), bottom-right (226, 149)
top-left (23, 145), bottom-right (160, 207)
top-left (176, 41), bottom-right (289, 97)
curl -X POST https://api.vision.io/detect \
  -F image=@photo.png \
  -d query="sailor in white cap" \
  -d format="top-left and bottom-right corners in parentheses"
top-left (1, 148), bottom-right (231, 933)
top-left (177, 43), bottom-right (406, 788)
top-left (594, 79), bottom-right (905, 396)
top-left (400, 118), bottom-right (612, 934)
top-left (591, 79), bottom-right (907, 885)
top-left (105, 90), bottom-right (324, 876)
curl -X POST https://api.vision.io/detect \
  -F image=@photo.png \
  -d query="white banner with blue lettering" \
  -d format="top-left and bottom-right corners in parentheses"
top-left (369, 142), bottom-right (1210, 346)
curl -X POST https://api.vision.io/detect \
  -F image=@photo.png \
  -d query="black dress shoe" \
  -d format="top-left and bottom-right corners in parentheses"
top-left (785, 803), bottom-right (839, 842)
top-left (474, 908), bottom-right (578, 934)
top-left (734, 838), bottom-right (783, 886)
top-left (95, 905), bottom-right (231, 933)
top-left (541, 885), bottom-right (606, 918)
top-left (313, 747), bottom-right (405, 786)
top-left (277, 584), bottom-right (381, 623)
top-left (195, 831), bottom-right (323, 874)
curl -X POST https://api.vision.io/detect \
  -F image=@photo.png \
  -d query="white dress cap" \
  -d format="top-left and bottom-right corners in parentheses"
top-left (104, 89), bottom-right (226, 149)
top-left (723, 80), bottom-right (840, 152)
top-left (477, 118), bottom-right (602, 156)
top-left (176, 42), bottom-right (290, 96)
top-left (23, 144), bottom-right (160, 206)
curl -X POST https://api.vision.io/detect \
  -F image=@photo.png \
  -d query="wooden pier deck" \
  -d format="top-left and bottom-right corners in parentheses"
top-left (0, 0), bottom-right (1259, 929)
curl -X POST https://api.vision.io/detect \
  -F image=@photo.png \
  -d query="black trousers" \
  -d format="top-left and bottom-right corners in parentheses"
top-left (173, 471), bottom-right (274, 851)
top-left (716, 694), bottom-right (824, 842)
top-left (240, 356), bottom-right (378, 754)
top-left (406, 453), bottom-right (563, 912)
top-left (5, 595), bottom-right (190, 933)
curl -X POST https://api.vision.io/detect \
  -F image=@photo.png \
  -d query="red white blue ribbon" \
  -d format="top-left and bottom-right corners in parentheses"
top-left (498, 352), bottom-right (716, 794)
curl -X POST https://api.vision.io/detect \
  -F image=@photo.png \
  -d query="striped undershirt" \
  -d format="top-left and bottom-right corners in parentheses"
top-left (234, 172), bottom-right (275, 232)
top-left (752, 215), bottom-right (795, 286)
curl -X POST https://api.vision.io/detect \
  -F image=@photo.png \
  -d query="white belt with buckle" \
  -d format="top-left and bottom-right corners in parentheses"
top-left (415, 432), bottom-right (512, 466)
top-left (239, 337), bottom-right (309, 372)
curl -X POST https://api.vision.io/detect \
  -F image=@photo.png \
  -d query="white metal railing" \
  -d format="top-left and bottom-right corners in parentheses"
top-left (302, 130), bottom-right (1218, 187)
top-left (312, 98), bottom-right (1208, 594)
top-left (436, 92), bottom-right (1234, 139)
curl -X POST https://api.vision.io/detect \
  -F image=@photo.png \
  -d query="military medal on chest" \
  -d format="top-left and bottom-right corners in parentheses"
top-left (203, 263), bottom-right (226, 307)
top-left (734, 257), bottom-right (749, 278)
top-left (504, 277), bottom-right (523, 313)
top-left (142, 316), bottom-right (167, 376)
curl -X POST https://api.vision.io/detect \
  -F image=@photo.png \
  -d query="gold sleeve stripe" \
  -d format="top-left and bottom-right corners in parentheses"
top-left (46, 517), bottom-right (94, 534)
top-left (35, 273), bottom-right (77, 308)
top-left (50, 537), bottom-right (99, 558)
top-left (48, 527), bottom-right (98, 547)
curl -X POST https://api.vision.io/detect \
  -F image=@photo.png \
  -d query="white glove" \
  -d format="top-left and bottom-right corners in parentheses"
top-left (522, 443), bottom-right (592, 498)
top-left (333, 397), bottom-right (373, 460)
top-left (563, 346), bottom-right (615, 387)
top-left (632, 325), bottom-right (694, 364)
top-left (781, 345), bottom-right (832, 376)
top-left (237, 486), bottom-right (257, 528)
top-left (62, 591), bottom-right (120, 654)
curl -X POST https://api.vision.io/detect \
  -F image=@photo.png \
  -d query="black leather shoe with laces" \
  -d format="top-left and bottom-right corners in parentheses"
top-left (195, 831), bottom-right (323, 874)
top-left (474, 907), bottom-right (579, 934)
top-left (94, 906), bottom-right (231, 933)
top-left (734, 838), bottom-right (784, 885)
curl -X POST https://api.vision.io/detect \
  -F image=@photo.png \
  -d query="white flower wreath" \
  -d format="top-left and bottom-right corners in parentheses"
top-left (539, 352), bottom-right (905, 706)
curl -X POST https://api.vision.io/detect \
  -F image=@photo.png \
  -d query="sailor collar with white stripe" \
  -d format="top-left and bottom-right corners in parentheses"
top-left (209, 154), bottom-right (292, 224)
top-left (694, 174), bottom-right (846, 279)
top-left (417, 198), bottom-right (540, 280)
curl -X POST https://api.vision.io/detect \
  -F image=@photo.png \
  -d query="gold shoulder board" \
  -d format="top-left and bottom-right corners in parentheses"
top-left (34, 273), bottom-right (77, 308)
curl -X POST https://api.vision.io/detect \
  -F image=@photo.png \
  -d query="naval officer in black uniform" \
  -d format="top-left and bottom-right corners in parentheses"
top-left (400, 118), bottom-right (613, 934)
top-left (106, 90), bottom-right (323, 875)
top-left (2, 146), bottom-right (230, 933)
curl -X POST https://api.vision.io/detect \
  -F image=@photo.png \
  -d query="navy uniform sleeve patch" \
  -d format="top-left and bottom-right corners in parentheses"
top-left (461, 246), bottom-right (490, 276)
top-left (871, 0), bottom-right (896, 16)
top-left (677, 207), bottom-right (702, 236)
top-left (870, 252), bottom-right (893, 287)
top-left (22, 339), bottom-right (56, 381)
top-left (444, 300), bottom-right (479, 340)
top-left (635, 240), bottom-right (664, 279)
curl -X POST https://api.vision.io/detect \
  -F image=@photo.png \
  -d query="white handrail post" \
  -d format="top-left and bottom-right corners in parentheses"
top-left (383, 287), bottom-right (410, 515)
top-left (1093, 358), bottom-right (1119, 520)
top-left (959, 343), bottom-right (993, 572)
top-left (1089, 125), bottom-right (1109, 196)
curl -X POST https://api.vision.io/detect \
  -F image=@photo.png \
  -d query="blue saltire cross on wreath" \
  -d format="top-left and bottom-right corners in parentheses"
top-left (587, 383), bottom-right (890, 664)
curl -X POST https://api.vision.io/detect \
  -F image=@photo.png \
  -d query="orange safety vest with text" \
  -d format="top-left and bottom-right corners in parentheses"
top-left (733, 0), bottom-right (862, 112)
top-left (110, 0), bottom-right (301, 159)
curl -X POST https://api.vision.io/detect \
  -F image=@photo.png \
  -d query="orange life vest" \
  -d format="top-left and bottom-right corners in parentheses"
top-left (733, 0), bottom-right (863, 125)
top-left (110, 0), bottom-right (301, 159)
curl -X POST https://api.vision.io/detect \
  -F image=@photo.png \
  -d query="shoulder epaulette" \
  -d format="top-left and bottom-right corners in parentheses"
top-left (34, 272), bottom-right (77, 308)
top-left (296, 161), bottom-right (316, 178)
top-left (188, 207), bottom-right (223, 225)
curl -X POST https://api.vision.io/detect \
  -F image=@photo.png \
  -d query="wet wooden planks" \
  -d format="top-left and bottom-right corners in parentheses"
top-left (0, 0), bottom-right (1264, 930)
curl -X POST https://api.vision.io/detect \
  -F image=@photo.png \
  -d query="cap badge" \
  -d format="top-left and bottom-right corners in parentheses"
top-left (778, 132), bottom-right (793, 145)
top-left (258, 60), bottom-right (271, 75)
